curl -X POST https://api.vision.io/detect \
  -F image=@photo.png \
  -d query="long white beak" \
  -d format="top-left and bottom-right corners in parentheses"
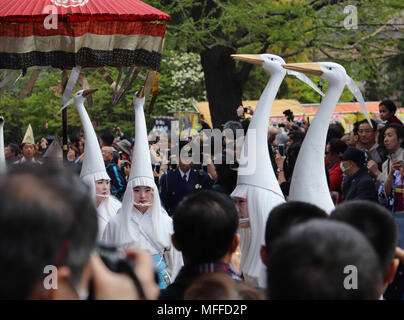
top-left (82, 88), bottom-right (98, 98)
top-left (231, 54), bottom-right (264, 66)
top-left (283, 63), bottom-right (324, 76)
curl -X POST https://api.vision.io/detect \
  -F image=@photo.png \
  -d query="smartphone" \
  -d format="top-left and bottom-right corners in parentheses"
top-left (243, 107), bottom-right (248, 113)
top-left (278, 144), bottom-right (285, 156)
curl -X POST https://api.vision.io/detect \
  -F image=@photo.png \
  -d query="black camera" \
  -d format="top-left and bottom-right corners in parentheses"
top-left (283, 109), bottom-right (294, 122)
top-left (93, 243), bottom-right (156, 300)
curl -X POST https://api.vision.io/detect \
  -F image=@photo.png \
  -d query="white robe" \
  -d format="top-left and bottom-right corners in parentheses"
top-left (102, 206), bottom-right (183, 281)
top-left (96, 196), bottom-right (121, 241)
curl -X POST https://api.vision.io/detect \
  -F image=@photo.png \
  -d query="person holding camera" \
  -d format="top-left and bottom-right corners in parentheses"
top-left (102, 89), bottom-right (183, 290)
top-left (369, 123), bottom-right (404, 191)
top-left (236, 105), bottom-right (253, 135)
top-left (378, 157), bottom-right (404, 213)
top-left (0, 164), bottom-right (159, 300)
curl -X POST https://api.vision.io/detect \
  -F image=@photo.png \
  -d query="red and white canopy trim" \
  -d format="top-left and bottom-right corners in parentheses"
top-left (0, 0), bottom-right (170, 70)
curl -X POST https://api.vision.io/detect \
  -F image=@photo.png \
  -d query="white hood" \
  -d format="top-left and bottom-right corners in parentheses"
top-left (121, 92), bottom-right (171, 250)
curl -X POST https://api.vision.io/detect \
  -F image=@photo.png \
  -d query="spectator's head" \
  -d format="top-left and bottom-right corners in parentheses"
top-left (184, 273), bottom-right (240, 300)
top-left (115, 139), bottom-right (132, 158)
top-left (284, 141), bottom-right (302, 181)
top-left (326, 123), bottom-right (345, 144)
top-left (20, 124), bottom-right (36, 160)
top-left (21, 143), bottom-right (35, 160)
top-left (326, 138), bottom-right (348, 166)
top-left (330, 200), bottom-right (398, 293)
top-left (261, 201), bottom-right (327, 266)
top-left (184, 272), bottom-right (266, 300)
top-left (100, 131), bottom-right (115, 147)
top-left (5, 143), bottom-right (19, 159)
top-left (287, 131), bottom-right (305, 149)
top-left (357, 119), bottom-right (378, 148)
top-left (383, 123), bottom-right (404, 153)
top-left (340, 147), bottom-right (366, 176)
top-left (177, 141), bottom-right (193, 173)
top-left (122, 160), bottom-right (131, 177)
top-left (379, 100), bottom-right (397, 122)
top-left (0, 164), bottom-right (98, 299)
top-left (172, 190), bottom-right (239, 264)
top-left (350, 122), bottom-right (361, 147)
top-left (101, 146), bottom-right (114, 165)
top-left (267, 219), bottom-right (383, 299)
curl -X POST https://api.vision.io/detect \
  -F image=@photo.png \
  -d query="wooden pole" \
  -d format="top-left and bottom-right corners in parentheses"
top-left (61, 70), bottom-right (69, 163)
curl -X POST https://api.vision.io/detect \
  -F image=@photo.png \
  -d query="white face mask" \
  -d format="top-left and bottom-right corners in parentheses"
top-left (340, 162), bottom-right (351, 174)
top-left (133, 201), bottom-right (152, 207)
top-left (96, 194), bottom-right (109, 198)
top-left (239, 218), bottom-right (250, 225)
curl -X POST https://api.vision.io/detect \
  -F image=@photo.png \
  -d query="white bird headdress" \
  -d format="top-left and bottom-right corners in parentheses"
top-left (283, 62), bottom-right (372, 213)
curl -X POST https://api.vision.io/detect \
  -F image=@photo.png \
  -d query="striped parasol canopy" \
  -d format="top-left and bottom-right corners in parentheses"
top-left (0, 0), bottom-right (170, 70)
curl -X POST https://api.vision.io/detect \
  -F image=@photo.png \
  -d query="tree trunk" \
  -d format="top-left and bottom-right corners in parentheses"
top-left (200, 46), bottom-right (243, 129)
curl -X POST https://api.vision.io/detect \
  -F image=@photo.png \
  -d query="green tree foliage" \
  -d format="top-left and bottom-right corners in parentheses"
top-left (0, 51), bottom-right (207, 142)
top-left (1, 1), bottom-right (403, 138)
top-left (149, 0), bottom-right (404, 126)
top-left (155, 50), bottom-right (206, 113)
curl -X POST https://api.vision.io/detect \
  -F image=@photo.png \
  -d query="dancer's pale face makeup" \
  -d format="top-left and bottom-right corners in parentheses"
top-left (133, 186), bottom-right (154, 213)
top-left (95, 179), bottom-right (110, 207)
top-left (233, 197), bottom-right (250, 228)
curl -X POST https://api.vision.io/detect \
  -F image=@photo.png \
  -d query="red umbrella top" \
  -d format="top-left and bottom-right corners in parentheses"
top-left (0, 0), bottom-right (170, 70)
top-left (0, 0), bottom-right (170, 23)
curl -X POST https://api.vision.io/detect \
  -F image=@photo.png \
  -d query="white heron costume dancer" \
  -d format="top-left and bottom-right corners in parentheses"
top-left (59, 89), bottom-right (121, 239)
top-left (102, 89), bottom-right (183, 289)
top-left (230, 54), bottom-right (324, 287)
top-left (283, 62), bottom-right (372, 213)
top-left (0, 116), bottom-right (6, 174)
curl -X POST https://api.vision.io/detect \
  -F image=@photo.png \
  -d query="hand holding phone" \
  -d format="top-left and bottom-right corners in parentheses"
top-left (278, 144), bottom-right (285, 156)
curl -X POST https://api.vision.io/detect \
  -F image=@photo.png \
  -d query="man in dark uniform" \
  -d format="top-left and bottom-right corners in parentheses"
top-left (159, 141), bottom-right (214, 216)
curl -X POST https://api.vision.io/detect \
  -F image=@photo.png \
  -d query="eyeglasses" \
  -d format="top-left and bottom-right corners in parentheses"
top-left (358, 129), bottom-right (373, 134)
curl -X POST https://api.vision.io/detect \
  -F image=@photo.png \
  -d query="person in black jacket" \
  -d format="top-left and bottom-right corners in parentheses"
top-left (340, 147), bottom-right (378, 202)
top-left (159, 190), bottom-right (241, 300)
top-left (159, 141), bottom-right (214, 216)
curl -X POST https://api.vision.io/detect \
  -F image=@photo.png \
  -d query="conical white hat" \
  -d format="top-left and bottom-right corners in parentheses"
top-left (22, 124), bottom-right (35, 145)
top-left (0, 117), bottom-right (6, 174)
top-left (43, 136), bottom-right (63, 159)
top-left (128, 90), bottom-right (153, 183)
top-left (73, 93), bottom-right (109, 182)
